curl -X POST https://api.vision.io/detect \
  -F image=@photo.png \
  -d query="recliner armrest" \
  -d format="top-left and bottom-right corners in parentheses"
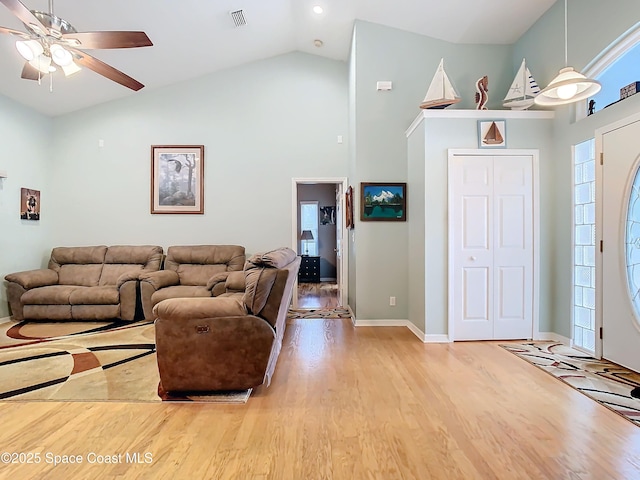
top-left (139, 270), bottom-right (180, 290)
top-left (4, 269), bottom-right (58, 289)
top-left (116, 271), bottom-right (142, 288)
top-left (206, 272), bottom-right (231, 290)
top-left (153, 296), bottom-right (248, 320)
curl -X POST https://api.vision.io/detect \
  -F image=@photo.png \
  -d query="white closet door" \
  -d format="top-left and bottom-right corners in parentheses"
top-left (450, 154), bottom-right (533, 340)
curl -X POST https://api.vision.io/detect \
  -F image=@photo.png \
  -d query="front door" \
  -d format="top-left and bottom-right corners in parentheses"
top-left (601, 118), bottom-right (640, 372)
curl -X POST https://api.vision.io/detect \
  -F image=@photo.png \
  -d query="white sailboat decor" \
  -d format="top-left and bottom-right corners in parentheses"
top-left (420, 58), bottom-right (461, 109)
top-left (503, 58), bottom-right (541, 110)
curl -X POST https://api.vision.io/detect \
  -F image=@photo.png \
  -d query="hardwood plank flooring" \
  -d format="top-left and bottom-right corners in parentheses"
top-left (0, 320), bottom-right (638, 479)
top-left (297, 282), bottom-right (339, 309)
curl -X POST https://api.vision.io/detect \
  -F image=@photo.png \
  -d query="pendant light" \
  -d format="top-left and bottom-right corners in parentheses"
top-left (534, 0), bottom-right (601, 106)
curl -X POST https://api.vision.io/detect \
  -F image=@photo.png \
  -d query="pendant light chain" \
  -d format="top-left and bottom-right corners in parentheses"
top-left (564, 0), bottom-right (568, 66)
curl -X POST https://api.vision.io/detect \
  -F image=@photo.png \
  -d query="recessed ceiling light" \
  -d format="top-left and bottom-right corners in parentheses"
top-left (313, 5), bottom-right (323, 14)
top-left (314, 39), bottom-right (324, 47)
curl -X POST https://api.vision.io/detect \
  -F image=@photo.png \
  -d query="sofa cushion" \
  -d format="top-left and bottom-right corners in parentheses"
top-left (164, 245), bottom-right (245, 286)
top-left (21, 285), bottom-right (80, 305)
top-left (100, 245), bottom-right (163, 286)
top-left (151, 285), bottom-right (212, 305)
top-left (49, 246), bottom-right (107, 287)
top-left (69, 286), bottom-right (120, 305)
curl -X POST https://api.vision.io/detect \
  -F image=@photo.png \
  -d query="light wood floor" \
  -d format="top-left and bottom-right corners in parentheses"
top-left (297, 282), bottom-right (339, 309)
top-left (0, 320), bottom-right (639, 479)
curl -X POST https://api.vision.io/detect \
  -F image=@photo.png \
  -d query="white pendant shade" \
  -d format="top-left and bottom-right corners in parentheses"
top-left (50, 44), bottom-right (73, 67)
top-left (15, 40), bottom-right (43, 61)
top-left (534, 67), bottom-right (601, 106)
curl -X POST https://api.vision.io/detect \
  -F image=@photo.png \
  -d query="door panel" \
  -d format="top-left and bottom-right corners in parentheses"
top-left (451, 154), bottom-right (533, 340)
top-left (602, 119), bottom-right (640, 372)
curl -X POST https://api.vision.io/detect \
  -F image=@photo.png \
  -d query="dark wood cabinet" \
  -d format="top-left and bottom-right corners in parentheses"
top-left (298, 255), bottom-right (320, 283)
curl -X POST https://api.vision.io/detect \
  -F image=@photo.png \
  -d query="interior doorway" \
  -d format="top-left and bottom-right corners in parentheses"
top-left (292, 177), bottom-right (348, 309)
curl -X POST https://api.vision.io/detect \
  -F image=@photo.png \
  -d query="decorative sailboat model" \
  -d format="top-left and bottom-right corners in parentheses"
top-left (420, 58), bottom-right (461, 109)
top-left (503, 59), bottom-right (541, 110)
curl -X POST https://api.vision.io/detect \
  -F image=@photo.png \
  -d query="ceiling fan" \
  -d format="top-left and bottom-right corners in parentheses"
top-left (0, 0), bottom-right (152, 90)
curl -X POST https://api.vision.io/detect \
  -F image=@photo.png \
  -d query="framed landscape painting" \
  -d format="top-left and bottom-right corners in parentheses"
top-left (151, 145), bottom-right (204, 214)
top-left (360, 182), bottom-right (406, 221)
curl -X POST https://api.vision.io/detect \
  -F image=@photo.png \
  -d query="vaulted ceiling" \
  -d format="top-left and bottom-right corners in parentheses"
top-left (0, 0), bottom-right (556, 116)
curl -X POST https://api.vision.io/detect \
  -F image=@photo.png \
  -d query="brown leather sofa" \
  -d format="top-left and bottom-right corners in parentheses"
top-left (153, 247), bottom-right (300, 392)
top-left (138, 245), bottom-right (245, 320)
top-left (4, 245), bottom-right (163, 321)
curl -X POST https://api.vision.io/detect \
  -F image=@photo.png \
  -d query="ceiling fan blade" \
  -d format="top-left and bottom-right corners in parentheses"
top-left (62, 31), bottom-right (152, 49)
top-left (0, 24), bottom-right (28, 37)
top-left (21, 61), bottom-right (39, 80)
top-left (0, 0), bottom-right (48, 33)
top-left (69, 48), bottom-right (144, 91)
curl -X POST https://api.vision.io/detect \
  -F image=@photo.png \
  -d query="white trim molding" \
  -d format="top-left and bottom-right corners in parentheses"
top-left (353, 319), bottom-right (451, 343)
top-left (405, 109), bottom-right (554, 138)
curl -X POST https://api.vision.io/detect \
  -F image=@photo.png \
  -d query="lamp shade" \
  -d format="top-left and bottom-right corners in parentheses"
top-left (534, 67), bottom-right (601, 106)
top-left (300, 230), bottom-right (314, 240)
top-left (50, 44), bottom-right (73, 67)
top-left (15, 40), bottom-right (43, 61)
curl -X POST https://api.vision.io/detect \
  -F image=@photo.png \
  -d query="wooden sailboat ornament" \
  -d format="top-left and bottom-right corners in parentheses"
top-left (420, 58), bottom-right (461, 109)
top-left (483, 121), bottom-right (504, 145)
top-left (503, 59), bottom-right (541, 110)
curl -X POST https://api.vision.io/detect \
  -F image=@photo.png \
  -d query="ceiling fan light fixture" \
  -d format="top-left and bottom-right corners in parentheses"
top-left (15, 39), bottom-right (43, 61)
top-left (50, 43), bottom-right (72, 66)
top-left (61, 61), bottom-right (81, 77)
top-left (534, 67), bottom-right (601, 106)
top-left (28, 54), bottom-right (52, 74)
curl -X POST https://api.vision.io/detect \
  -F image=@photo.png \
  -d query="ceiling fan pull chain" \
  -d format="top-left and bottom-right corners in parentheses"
top-left (49, 72), bottom-right (53, 92)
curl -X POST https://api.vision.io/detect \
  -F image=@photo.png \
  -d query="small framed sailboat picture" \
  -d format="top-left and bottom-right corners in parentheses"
top-left (477, 120), bottom-right (506, 148)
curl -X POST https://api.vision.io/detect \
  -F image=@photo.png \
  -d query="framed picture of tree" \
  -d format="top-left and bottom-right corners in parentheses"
top-left (151, 145), bottom-right (204, 214)
top-left (360, 182), bottom-right (406, 221)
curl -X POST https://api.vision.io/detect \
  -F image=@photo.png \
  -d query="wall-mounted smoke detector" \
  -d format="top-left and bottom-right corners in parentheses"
top-left (314, 39), bottom-right (324, 48)
top-left (229, 9), bottom-right (247, 27)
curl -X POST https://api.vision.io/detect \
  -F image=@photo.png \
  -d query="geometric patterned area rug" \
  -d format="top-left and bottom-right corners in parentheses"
top-left (287, 307), bottom-right (352, 319)
top-left (501, 342), bottom-right (640, 427)
top-left (0, 319), bottom-right (250, 403)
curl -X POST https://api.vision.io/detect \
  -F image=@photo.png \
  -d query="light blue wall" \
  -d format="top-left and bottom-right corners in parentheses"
top-left (351, 20), bottom-right (513, 321)
top-left (515, 0), bottom-right (640, 338)
top-left (48, 52), bottom-right (348, 255)
top-left (0, 95), bottom-right (52, 318)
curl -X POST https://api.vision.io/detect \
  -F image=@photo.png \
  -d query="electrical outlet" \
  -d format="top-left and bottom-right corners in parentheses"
top-left (390, 296), bottom-right (396, 306)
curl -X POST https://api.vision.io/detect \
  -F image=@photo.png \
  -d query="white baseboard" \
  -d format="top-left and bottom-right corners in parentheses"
top-left (535, 332), bottom-right (571, 345)
top-left (0, 316), bottom-right (11, 324)
top-left (353, 318), bottom-right (450, 343)
top-left (424, 334), bottom-right (451, 343)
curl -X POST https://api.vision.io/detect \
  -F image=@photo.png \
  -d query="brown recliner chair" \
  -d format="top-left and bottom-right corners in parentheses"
top-left (139, 245), bottom-right (245, 320)
top-left (153, 247), bottom-right (300, 392)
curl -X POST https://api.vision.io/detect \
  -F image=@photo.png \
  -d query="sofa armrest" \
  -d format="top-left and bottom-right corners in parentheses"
top-left (116, 271), bottom-right (142, 288)
top-left (224, 271), bottom-right (246, 292)
top-left (139, 270), bottom-right (180, 290)
top-left (206, 272), bottom-right (231, 291)
top-left (4, 269), bottom-right (58, 289)
top-left (153, 296), bottom-right (247, 320)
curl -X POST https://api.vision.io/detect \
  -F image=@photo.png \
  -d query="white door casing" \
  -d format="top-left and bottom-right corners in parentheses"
top-left (291, 177), bottom-right (348, 309)
top-left (597, 116), bottom-right (640, 372)
top-left (449, 151), bottom-right (537, 341)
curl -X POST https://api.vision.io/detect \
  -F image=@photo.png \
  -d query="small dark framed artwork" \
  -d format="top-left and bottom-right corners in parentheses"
top-left (20, 188), bottom-right (40, 221)
top-left (478, 120), bottom-right (506, 148)
top-left (320, 206), bottom-right (336, 225)
top-left (345, 185), bottom-right (354, 229)
top-left (360, 182), bottom-right (406, 221)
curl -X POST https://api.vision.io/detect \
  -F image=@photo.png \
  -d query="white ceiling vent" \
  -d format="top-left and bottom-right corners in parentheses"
top-left (229, 10), bottom-right (247, 27)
